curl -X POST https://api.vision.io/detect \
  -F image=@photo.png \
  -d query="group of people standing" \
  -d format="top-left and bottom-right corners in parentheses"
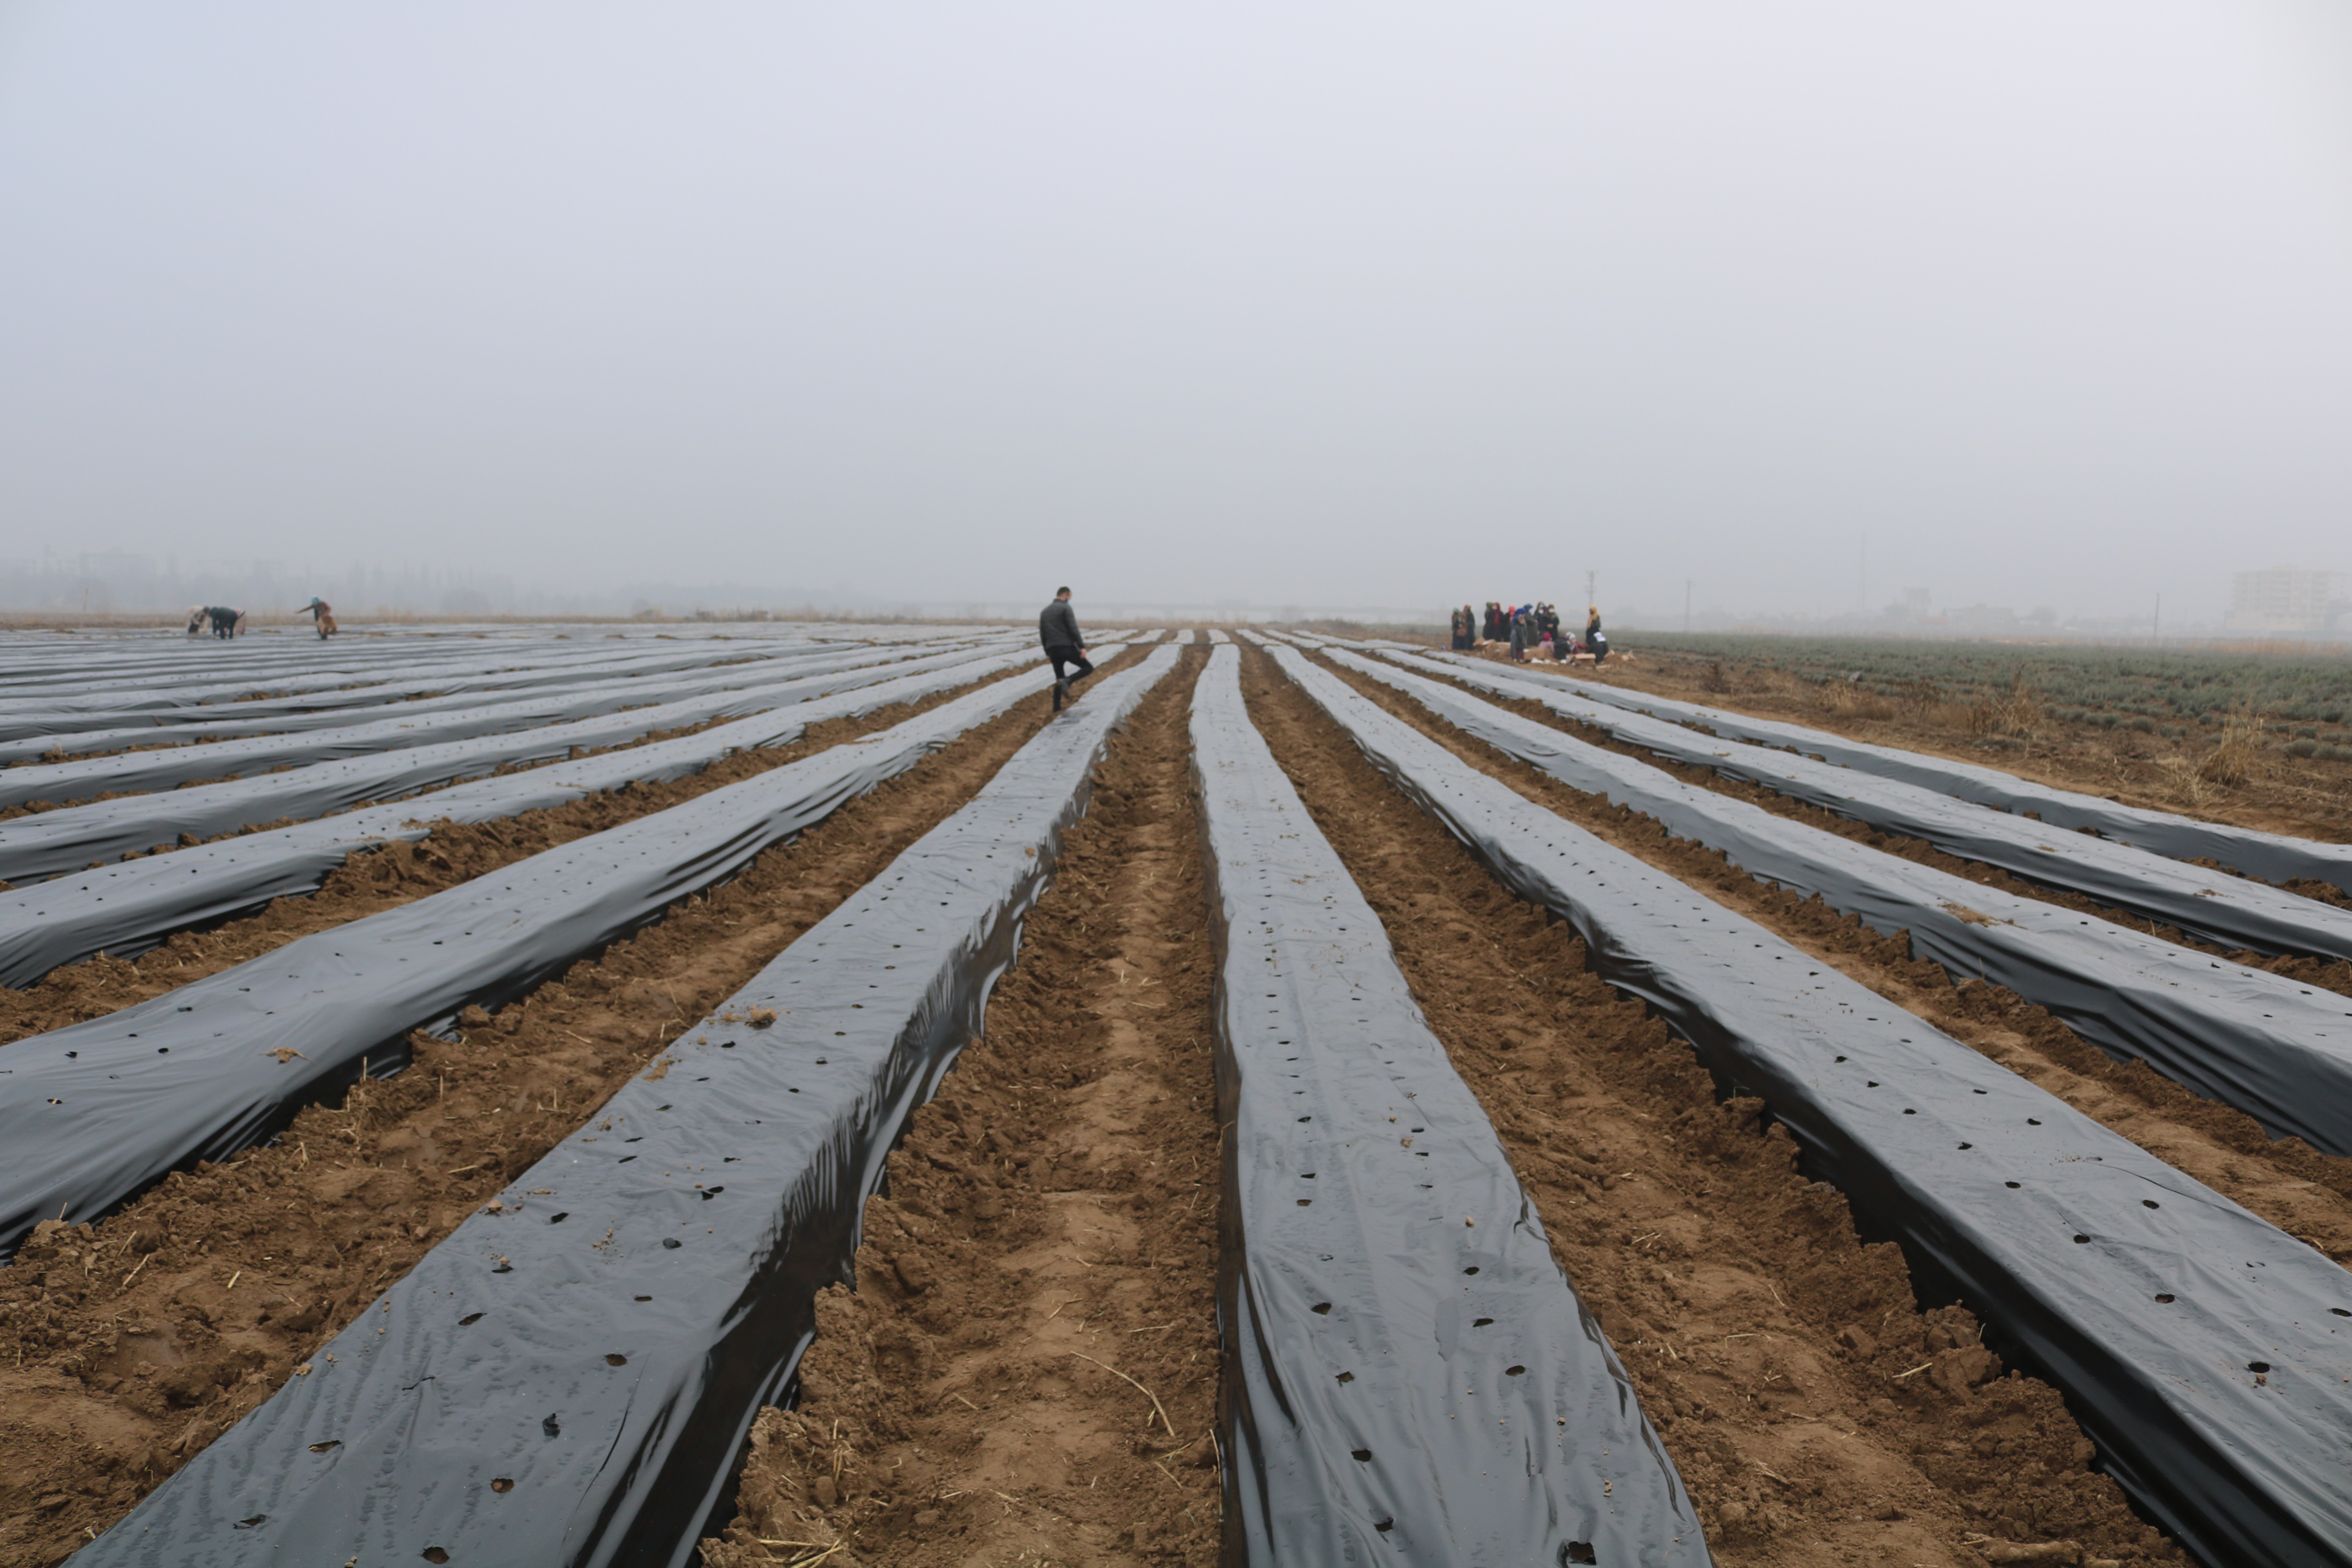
top-left (1450, 602), bottom-right (1609, 664)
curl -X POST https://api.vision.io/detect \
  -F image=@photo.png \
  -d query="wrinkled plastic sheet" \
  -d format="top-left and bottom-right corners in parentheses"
top-left (0, 650), bottom-right (1107, 1259)
top-left (1412, 654), bottom-right (2352, 965)
top-left (0, 639), bottom-right (981, 769)
top-left (0, 641), bottom-right (1004, 804)
top-left (1270, 646), bottom-right (2352, 1568)
top-left (1432, 652), bottom-right (2352, 900)
top-left (0, 628), bottom-right (719, 690)
top-left (73, 644), bottom-right (1182, 1568)
top-left (0, 628), bottom-right (848, 689)
top-left (0, 639), bottom-right (851, 733)
top-left (0, 644), bottom-right (709, 735)
top-left (0, 647), bottom-right (1058, 987)
top-left (2, 637), bottom-right (865, 711)
top-left (1191, 647), bottom-right (1706, 1565)
top-left (1336, 650), bottom-right (2352, 1154)
top-left (0, 643), bottom-right (579, 711)
top-left (0, 644), bottom-right (379, 685)
top-left (0, 644), bottom-right (953, 802)
top-left (0, 644), bottom-right (1037, 887)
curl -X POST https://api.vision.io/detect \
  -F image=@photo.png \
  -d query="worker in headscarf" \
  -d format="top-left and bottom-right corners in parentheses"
top-left (294, 597), bottom-right (338, 638)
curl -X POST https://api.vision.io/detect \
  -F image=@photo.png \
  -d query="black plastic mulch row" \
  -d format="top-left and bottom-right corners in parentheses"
top-left (71, 644), bottom-right (1182, 1568)
top-left (0, 636), bottom-right (848, 731)
top-left (0, 625), bottom-right (693, 693)
top-left (0, 650), bottom-right (1103, 1260)
top-left (0, 639), bottom-right (959, 789)
top-left (1270, 645), bottom-right (2352, 1568)
top-left (0, 637), bottom-right (588, 713)
top-left (0, 643), bottom-right (1011, 887)
top-left (1345, 648), bottom-right (2352, 1157)
top-left (0, 646), bottom-right (1052, 989)
top-left (1409, 652), bottom-right (2352, 965)
top-left (1191, 646), bottom-right (1707, 1565)
top-left (0, 639), bottom-right (841, 755)
top-left (1442, 652), bottom-right (2352, 900)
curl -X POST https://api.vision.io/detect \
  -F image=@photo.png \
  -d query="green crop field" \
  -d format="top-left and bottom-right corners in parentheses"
top-left (1628, 632), bottom-right (2352, 756)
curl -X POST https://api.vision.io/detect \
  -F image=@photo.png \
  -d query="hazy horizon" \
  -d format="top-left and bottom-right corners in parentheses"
top-left (6, 2), bottom-right (2350, 624)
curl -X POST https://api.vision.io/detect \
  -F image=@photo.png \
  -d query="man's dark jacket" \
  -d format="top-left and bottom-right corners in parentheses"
top-left (1039, 599), bottom-right (1082, 651)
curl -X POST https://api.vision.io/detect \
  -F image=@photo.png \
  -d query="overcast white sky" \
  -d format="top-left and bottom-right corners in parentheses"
top-left (5, 2), bottom-right (2350, 618)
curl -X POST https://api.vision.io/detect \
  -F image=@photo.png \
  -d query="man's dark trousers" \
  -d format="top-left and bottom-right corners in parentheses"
top-left (1046, 646), bottom-right (1093, 710)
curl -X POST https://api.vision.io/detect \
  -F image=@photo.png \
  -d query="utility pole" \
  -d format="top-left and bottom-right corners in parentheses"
top-left (1584, 569), bottom-right (1597, 610)
top-left (2153, 593), bottom-right (2161, 644)
top-left (1859, 532), bottom-right (1869, 615)
top-left (1684, 579), bottom-right (1693, 633)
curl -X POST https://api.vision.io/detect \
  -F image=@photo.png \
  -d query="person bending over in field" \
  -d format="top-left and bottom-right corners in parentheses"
top-left (295, 596), bottom-right (338, 638)
top-left (1038, 586), bottom-right (1094, 713)
top-left (205, 606), bottom-right (246, 639)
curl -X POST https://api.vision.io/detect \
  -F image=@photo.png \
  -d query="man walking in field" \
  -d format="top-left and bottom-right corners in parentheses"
top-left (1038, 586), bottom-right (1094, 713)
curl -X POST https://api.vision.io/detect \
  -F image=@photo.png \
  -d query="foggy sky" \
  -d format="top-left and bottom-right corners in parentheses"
top-left (5, 2), bottom-right (2350, 621)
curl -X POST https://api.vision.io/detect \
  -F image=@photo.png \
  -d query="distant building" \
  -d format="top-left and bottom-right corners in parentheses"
top-left (1881, 587), bottom-right (1935, 626)
top-left (2227, 567), bottom-right (2347, 636)
top-left (1945, 603), bottom-right (2018, 633)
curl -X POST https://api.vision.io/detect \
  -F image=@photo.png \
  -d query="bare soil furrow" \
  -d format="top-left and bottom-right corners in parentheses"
top-left (0, 670), bottom-right (1079, 1568)
top-left (701, 650), bottom-right (1224, 1568)
top-left (1241, 646), bottom-right (2180, 1568)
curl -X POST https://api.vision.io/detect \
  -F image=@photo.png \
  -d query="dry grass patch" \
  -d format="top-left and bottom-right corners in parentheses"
top-left (1966, 670), bottom-right (2045, 740)
top-left (2196, 706), bottom-right (2267, 788)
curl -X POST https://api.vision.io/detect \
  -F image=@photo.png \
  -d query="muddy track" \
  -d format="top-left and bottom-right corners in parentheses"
top-left (701, 649), bottom-right (1224, 1568)
top-left (1345, 654), bottom-right (2352, 1248)
top-left (0, 664), bottom-right (1098, 1568)
top-left (1240, 646), bottom-right (2179, 1568)
top-left (0, 668), bottom-right (1038, 1047)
